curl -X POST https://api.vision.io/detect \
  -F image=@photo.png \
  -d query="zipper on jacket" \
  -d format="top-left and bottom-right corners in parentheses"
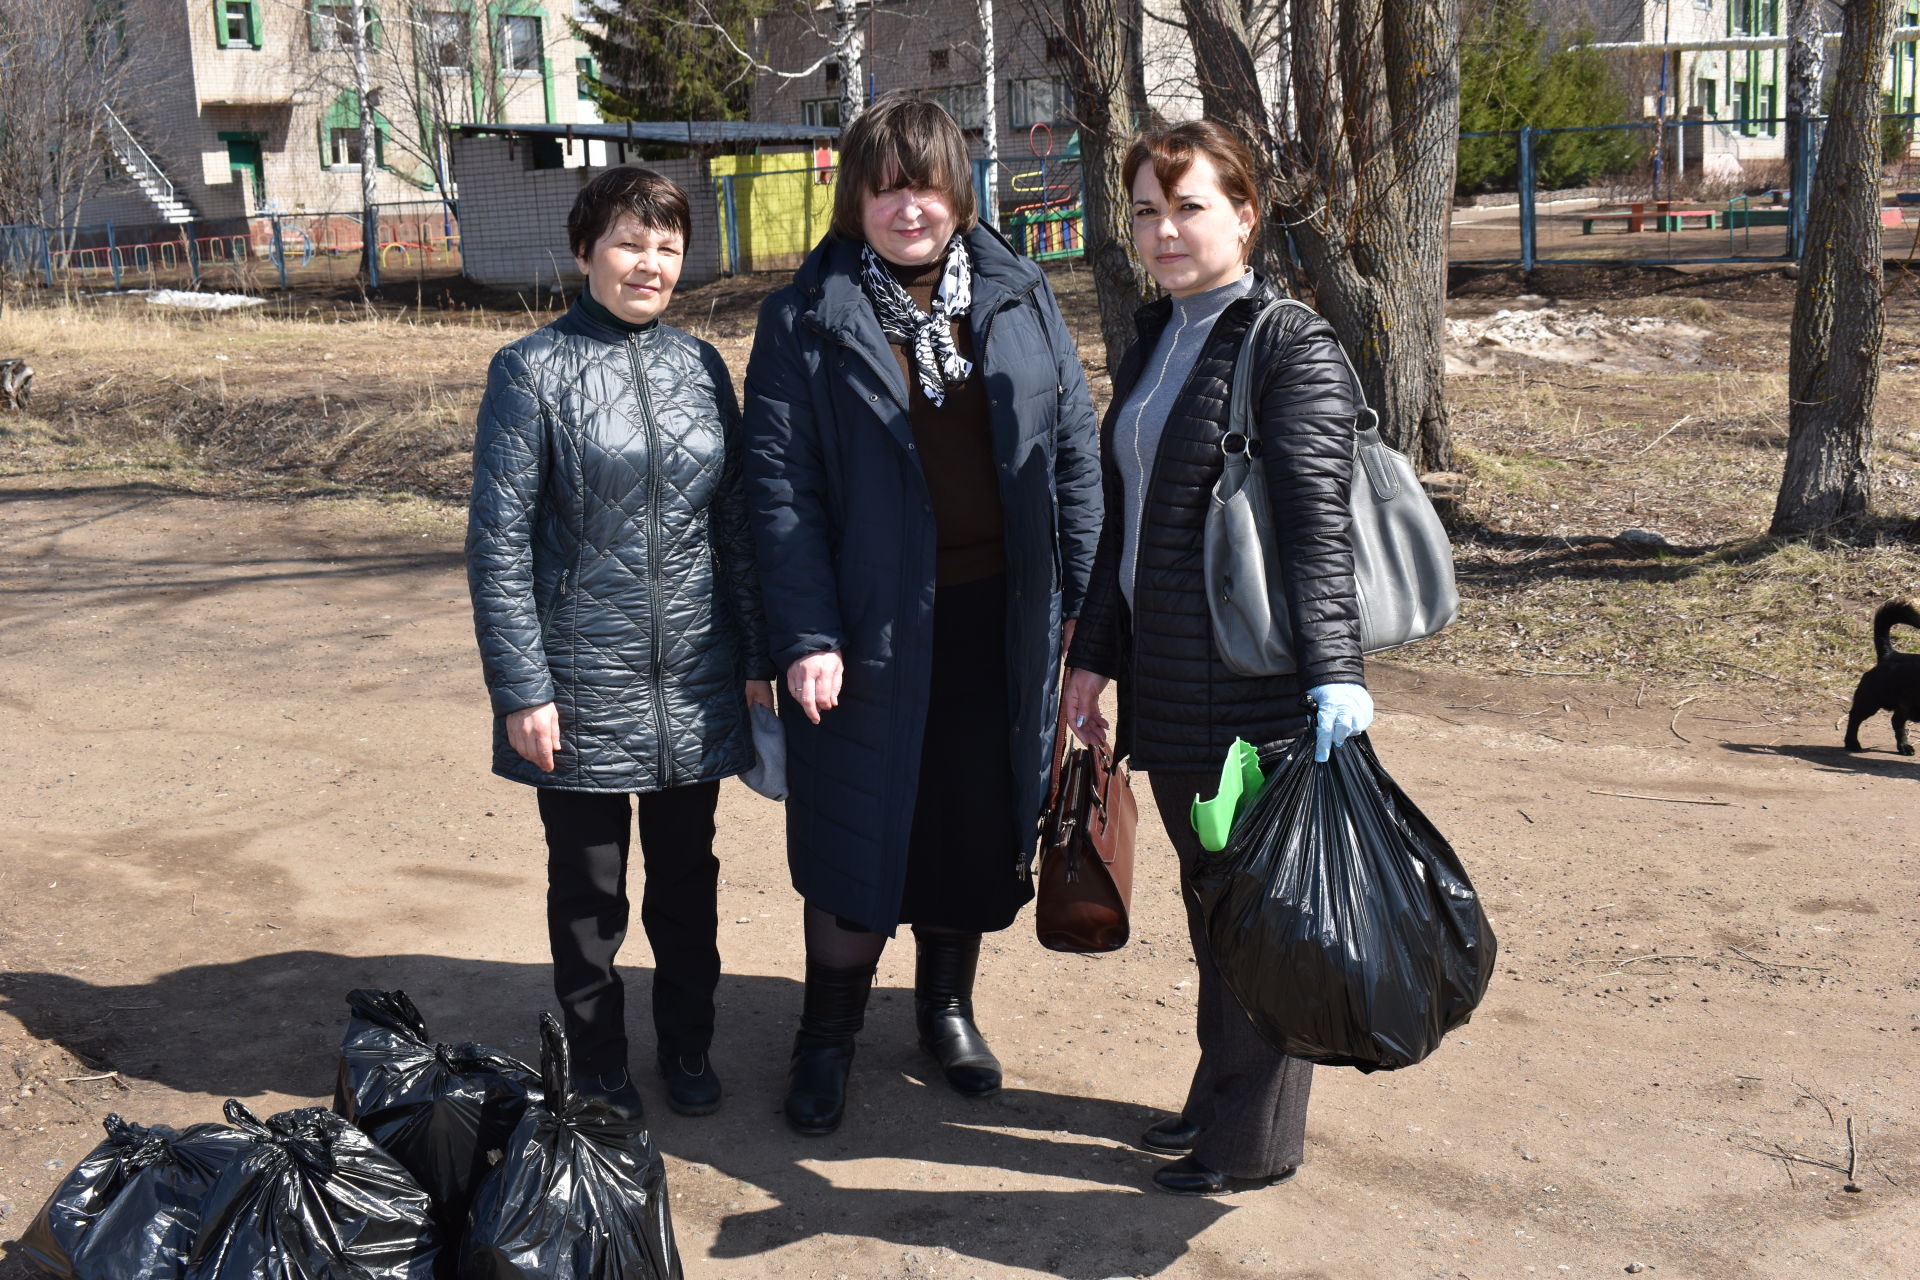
top-left (626, 334), bottom-right (676, 789)
top-left (540, 569), bottom-right (571, 632)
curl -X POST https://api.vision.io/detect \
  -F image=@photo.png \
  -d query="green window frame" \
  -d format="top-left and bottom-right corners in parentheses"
top-left (212, 0), bottom-right (263, 49)
top-left (307, 2), bottom-right (382, 52)
top-left (318, 90), bottom-right (392, 171)
top-left (576, 55), bottom-right (596, 101)
top-left (487, 2), bottom-right (555, 123)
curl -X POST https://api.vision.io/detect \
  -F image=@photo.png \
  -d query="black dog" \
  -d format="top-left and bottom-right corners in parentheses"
top-left (1845, 599), bottom-right (1920, 756)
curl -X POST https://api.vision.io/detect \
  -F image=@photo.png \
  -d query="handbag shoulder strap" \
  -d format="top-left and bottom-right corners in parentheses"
top-left (1229, 296), bottom-right (1383, 452)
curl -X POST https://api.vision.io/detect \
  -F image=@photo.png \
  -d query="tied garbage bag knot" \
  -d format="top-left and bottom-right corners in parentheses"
top-left (19, 1113), bottom-right (254, 1280)
top-left (1192, 733), bottom-right (1498, 1072)
top-left (332, 988), bottom-right (540, 1258)
top-left (460, 1013), bottom-right (683, 1280)
top-left (185, 1100), bottom-right (440, 1280)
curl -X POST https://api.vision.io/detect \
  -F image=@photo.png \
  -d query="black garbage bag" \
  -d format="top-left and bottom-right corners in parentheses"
top-left (185, 1100), bottom-right (440, 1280)
top-left (1193, 732), bottom-right (1497, 1072)
top-left (462, 1014), bottom-right (682, 1280)
top-left (332, 988), bottom-right (540, 1251)
top-left (18, 1113), bottom-right (253, 1279)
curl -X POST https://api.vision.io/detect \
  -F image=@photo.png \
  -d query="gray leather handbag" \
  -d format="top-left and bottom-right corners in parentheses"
top-left (1205, 298), bottom-right (1459, 678)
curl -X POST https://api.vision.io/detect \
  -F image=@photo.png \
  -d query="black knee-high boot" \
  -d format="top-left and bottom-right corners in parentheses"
top-left (914, 929), bottom-right (1002, 1097)
top-left (784, 959), bottom-right (876, 1135)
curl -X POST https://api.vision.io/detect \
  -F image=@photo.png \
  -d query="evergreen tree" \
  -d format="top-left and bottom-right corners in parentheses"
top-left (1457, 0), bottom-right (1638, 193)
top-left (574, 0), bottom-right (772, 122)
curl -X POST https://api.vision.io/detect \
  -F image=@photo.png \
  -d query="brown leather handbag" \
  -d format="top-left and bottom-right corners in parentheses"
top-left (1035, 700), bottom-right (1137, 952)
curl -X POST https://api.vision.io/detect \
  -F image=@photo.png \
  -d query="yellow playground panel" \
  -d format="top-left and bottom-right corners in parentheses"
top-left (712, 152), bottom-right (839, 274)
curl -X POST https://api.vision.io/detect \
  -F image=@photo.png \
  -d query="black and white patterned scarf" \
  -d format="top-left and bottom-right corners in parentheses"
top-left (859, 236), bottom-right (974, 405)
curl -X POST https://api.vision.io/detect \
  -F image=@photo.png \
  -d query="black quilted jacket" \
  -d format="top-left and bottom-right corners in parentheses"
top-left (466, 301), bottom-right (772, 792)
top-left (1066, 278), bottom-right (1365, 770)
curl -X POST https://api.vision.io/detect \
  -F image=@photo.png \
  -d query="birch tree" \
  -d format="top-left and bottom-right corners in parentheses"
top-left (1772, 0), bottom-right (1899, 536)
top-left (1784, 0), bottom-right (1827, 192)
top-left (978, 0), bottom-right (999, 223)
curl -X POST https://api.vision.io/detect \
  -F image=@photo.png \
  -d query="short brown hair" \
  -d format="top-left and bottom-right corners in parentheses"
top-left (1122, 121), bottom-right (1262, 256)
top-left (831, 94), bottom-right (979, 240)
top-left (567, 166), bottom-right (693, 261)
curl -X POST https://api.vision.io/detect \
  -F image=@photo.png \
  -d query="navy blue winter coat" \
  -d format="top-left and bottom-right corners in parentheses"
top-left (742, 228), bottom-right (1103, 932)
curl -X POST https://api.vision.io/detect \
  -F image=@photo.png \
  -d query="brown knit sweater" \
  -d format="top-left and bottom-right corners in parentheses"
top-left (880, 256), bottom-right (1007, 586)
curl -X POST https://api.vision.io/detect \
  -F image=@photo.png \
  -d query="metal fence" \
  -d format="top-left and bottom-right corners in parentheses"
top-left (1448, 114), bottom-right (1920, 269)
top-left (1, 199), bottom-right (460, 294)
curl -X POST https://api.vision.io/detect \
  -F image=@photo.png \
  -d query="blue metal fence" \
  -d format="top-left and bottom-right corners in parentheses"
top-left (1447, 114), bottom-right (1897, 270)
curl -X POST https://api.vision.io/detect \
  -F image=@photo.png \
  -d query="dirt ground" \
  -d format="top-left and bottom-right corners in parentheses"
top-left (0, 469), bottom-right (1914, 1279)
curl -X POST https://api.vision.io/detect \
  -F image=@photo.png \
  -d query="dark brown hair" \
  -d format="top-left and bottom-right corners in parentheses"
top-left (831, 94), bottom-right (979, 240)
top-left (1122, 121), bottom-right (1261, 256)
top-left (567, 166), bottom-right (693, 261)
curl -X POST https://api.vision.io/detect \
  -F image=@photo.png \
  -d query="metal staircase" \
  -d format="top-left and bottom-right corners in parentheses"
top-left (102, 105), bottom-right (195, 225)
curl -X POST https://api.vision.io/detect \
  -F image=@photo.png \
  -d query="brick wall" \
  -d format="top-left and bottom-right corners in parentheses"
top-left (451, 136), bottom-right (720, 292)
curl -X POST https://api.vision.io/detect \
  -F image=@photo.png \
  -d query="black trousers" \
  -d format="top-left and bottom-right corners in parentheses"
top-left (1149, 771), bottom-right (1315, 1179)
top-left (537, 782), bottom-right (721, 1075)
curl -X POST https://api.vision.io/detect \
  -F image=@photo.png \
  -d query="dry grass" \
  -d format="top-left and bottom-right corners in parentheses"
top-left (1408, 312), bottom-right (1920, 698)
top-left (4, 269), bottom-right (1918, 701)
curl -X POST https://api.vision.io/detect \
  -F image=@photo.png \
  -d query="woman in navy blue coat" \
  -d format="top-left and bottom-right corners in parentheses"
top-left (743, 96), bottom-right (1103, 1134)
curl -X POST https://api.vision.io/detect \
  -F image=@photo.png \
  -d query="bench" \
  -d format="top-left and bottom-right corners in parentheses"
top-left (1653, 209), bottom-right (1718, 231)
top-left (1581, 212), bottom-right (1640, 234)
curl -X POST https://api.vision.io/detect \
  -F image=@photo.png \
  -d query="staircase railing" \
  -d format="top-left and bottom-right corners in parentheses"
top-left (100, 104), bottom-right (175, 207)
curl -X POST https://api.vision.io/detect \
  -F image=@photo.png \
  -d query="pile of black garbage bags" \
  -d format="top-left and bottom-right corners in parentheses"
top-left (18, 991), bottom-right (681, 1280)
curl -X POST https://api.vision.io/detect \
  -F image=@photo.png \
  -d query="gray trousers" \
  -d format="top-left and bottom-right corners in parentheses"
top-left (1149, 771), bottom-right (1314, 1178)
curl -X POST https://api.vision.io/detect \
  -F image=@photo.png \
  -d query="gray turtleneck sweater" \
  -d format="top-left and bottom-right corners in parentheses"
top-left (1114, 271), bottom-right (1255, 608)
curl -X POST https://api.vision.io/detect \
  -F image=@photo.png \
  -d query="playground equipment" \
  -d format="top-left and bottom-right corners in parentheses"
top-left (1003, 124), bottom-right (1083, 263)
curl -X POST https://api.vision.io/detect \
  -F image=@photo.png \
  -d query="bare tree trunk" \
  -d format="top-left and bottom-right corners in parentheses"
top-left (1061, 0), bottom-right (1155, 371)
top-left (1177, 0), bottom-right (1457, 471)
top-left (1785, 0), bottom-right (1826, 191)
top-left (1772, 0), bottom-right (1898, 537)
top-left (978, 0), bottom-right (999, 223)
top-left (834, 0), bottom-right (866, 125)
top-left (352, 0), bottom-right (380, 284)
top-left (1125, 2), bottom-right (1151, 128)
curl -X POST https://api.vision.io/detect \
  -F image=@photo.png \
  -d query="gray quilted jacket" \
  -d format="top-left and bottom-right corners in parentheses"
top-left (466, 301), bottom-right (772, 792)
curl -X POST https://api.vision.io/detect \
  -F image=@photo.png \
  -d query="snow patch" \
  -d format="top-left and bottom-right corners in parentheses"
top-left (140, 290), bottom-right (267, 311)
top-left (1445, 307), bottom-right (1712, 375)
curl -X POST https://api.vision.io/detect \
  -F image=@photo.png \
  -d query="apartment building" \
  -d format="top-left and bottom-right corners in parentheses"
top-left (83, 0), bottom-right (602, 227)
top-left (745, 0), bottom-right (1282, 206)
top-left (1544, 0), bottom-right (1917, 163)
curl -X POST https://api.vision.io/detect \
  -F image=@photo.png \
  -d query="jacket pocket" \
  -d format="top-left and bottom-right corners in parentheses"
top-left (539, 568), bottom-right (572, 633)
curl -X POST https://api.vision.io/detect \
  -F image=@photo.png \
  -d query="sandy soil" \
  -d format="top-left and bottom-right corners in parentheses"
top-left (0, 474), bottom-right (1915, 1280)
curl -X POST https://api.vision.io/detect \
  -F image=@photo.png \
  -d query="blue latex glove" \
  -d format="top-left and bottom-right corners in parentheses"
top-left (1306, 683), bottom-right (1374, 762)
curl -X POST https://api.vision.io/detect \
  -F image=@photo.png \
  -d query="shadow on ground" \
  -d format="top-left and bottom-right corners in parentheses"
top-left (1720, 740), bottom-right (1920, 779)
top-left (0, 951), bottom-right (1226, 1277)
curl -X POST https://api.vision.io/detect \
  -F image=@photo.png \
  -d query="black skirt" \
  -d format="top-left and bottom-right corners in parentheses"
top-left (895, 571), bottom-right (1033, 933)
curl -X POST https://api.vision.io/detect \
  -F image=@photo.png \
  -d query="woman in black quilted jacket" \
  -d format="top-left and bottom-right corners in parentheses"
top-left (1061, 122), bottom-right (1372, 1195)
top-left (466, 167), bottom-right (774, 1122)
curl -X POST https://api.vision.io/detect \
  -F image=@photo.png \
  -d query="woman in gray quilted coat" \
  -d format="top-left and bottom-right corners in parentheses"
top-left (466, 167), bottom-right (773, 1122)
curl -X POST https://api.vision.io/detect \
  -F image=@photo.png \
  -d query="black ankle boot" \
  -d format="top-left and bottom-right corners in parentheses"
top-left (784, 960), bottom-right (875, 1136)
top-left (913, 929), bottom-right (1002, 1097)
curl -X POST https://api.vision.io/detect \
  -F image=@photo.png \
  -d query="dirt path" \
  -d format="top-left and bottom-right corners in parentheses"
top-left (1, 475), bottom-right (1914, 1279)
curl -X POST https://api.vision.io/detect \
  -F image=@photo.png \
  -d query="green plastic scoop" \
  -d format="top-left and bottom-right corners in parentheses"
top-left (1189, 737), bottom-right (1266, 852)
